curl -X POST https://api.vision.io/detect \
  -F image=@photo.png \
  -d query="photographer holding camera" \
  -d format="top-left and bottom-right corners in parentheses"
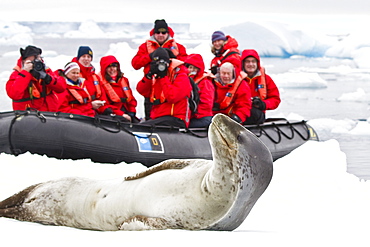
top-left (6, 45), bottom-right (66, 111)
top-left (136, 47), bottom-right (192, 128)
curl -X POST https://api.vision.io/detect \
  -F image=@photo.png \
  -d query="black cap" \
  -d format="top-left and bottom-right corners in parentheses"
top-left (154, 19), bottom-right (168, 33)
top-left (151, 47), bottom-right (170, 63)
top-left (20, 45), bottom-right (42, 59)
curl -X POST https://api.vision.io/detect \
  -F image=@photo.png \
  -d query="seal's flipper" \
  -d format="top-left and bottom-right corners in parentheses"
top-left (119, 215), bottom-right (170, 230)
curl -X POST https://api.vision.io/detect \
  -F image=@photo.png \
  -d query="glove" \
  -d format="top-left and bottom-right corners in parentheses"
top-left (210, 66), bottom-right (218, 75)
top-left (149, 61), bottom-right (159, 75)
top-left (42, 74), bottom-right (52, 85)
top-left (145, 71), bottom-right (153, 80)
top-left (230, 114), bottom-right (242, 123)
top-left (252, 97), bottom-right (266, 111)
top-left (103, 108), bottom-right (113, 115)
top-left (164, 48), bottom-right (177, 58)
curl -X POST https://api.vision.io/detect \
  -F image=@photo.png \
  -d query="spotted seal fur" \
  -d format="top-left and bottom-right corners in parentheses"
top-left (0, 114), bottom-right (273, 231)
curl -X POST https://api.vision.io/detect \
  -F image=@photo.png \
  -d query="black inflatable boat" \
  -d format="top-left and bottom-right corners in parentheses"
top-left (0, 110), bottom-right (318, 167)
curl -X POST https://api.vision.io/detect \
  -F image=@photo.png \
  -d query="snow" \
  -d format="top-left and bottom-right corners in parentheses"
top-left (1, 7), bottom-right (370, 246)
top-left (1, 139), bottom-right (370, 245)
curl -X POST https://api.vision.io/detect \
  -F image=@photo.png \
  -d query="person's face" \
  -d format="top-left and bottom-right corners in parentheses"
top-left (213, 39), bottom-right (225, 50)
top-left (187, 65), bottom-right (199, 76)
top-left (154, 31), bottom-right (169, 45)
top-left (220, 67), bottom-right (233, 84)
top-left (23, 54), bottom-right (41, 62)
top-left (79, 54), bottom-right (92, 67)
top-left (66, 68), bottom-right (80, 81)
top-left (106, 64), bottom-right (118, 77)
top-left (243, 57), bottom-right (258, 75)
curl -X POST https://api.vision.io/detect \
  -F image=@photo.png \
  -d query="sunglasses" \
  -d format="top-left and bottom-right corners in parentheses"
top-left (155, 31), bottom-right (167, 35)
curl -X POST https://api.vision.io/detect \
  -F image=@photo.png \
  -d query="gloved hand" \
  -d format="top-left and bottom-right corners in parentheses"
top-left (145, 71), bottom-right (153, 80)
top-left (252, 97), bottom-right (266, 111)
top-left (149, 61), bottom-right (159, 75)
top-left (230, 114), bottom-right (242, 123)
top-left (22, 60), bottom-right (33, 72)
top-left (42, 74), bottom-right (52, 84)
top-left (103, 108), bottom-right (113, 115)
top-left (164, 48), bottom-right (177, 58)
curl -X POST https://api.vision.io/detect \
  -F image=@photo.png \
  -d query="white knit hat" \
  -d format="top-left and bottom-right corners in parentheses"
top-left (64, 62), bottom-right (80, 75)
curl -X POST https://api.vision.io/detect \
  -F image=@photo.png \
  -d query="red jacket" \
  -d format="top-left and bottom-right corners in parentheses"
top-left (212, 74), bottom-right (251, 123)
top-left (131, 27), bottom-right (188, 74)
top-left (241, 49), bottom-right (281, 111)
top-left (184, 54), bottom-right (214, 119)
top-left (210, 35), bottom-right (241, 74)
top-left (6, 57), bottom-right (66, 111)
top-left (71, 57), bottom-right (110, 114)
top-left (136, 59), bottom-right (192, 126)
top-left (99, 55), bottom-right (137, 116)
top-left (57, 76), bottom-right (96, 117)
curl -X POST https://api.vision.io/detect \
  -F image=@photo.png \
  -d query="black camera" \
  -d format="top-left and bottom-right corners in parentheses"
top-left (32, 59), bottom-right (45, 72)
top-left (156, 59), bottom-right (168, 72)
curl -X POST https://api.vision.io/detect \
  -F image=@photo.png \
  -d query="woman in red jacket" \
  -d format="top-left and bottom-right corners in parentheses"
top-left (71, 46), bottom-right (110, 115)
top-left (210, 31), bottom-right (241, 75)
top-left (241, 49), bottom-right (281, 125)
top-left (99, 55), bottom-right (138, 122)
top-left (212, 62), bottom-right (251, 124)
top-left (57, 62), bottom-right (96, 117)
top-left (6, 45), bottom-right (66, 112)
top-left (184, 54), bottom-right (215, 128)
top-left (136, 48), bottom-right (192, 128)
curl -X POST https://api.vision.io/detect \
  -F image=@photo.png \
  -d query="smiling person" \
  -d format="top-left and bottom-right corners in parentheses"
top-left (131, 19), bottom-right (188, 120)
top-left (212, 62), bottom-right (251, 124)
top-left (240, 49), bottom-right (281, 125)
top-left (71, 46), bottom-right (110, 115)
top-left (98, 55), bottom-right (138, 122)
top-left (57, 62), bottom-right (96, 117)
top-left (210, 31), bottom-right (241, 75)
top-left (6, 45), bottom-right (66, 111)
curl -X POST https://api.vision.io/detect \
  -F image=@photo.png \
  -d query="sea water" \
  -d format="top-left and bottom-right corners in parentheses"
top-left (264, 57), bottom-right (370, 180)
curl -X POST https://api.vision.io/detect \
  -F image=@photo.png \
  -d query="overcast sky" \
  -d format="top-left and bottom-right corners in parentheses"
top-left (2, 0), bottom-right (369, 34)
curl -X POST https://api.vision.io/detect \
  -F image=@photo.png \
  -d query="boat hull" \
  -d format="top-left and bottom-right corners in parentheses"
top-left (0, 111), bottom-right (317, 167)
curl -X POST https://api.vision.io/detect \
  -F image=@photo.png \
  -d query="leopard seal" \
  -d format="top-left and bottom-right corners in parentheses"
top-left (0, 114), bottom-right (273, 231)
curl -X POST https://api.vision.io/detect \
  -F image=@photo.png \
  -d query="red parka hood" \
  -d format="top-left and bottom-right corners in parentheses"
top-left (223, 36), bottom-right (239, 51)
top-left (149, 26), bottom-right (175, 38)
top-left (100, 55), bottom-right (120, 78)
top-left (241, 49), bottom-right (261, 70)
top-left (184, 54), bottom-right (205, 76)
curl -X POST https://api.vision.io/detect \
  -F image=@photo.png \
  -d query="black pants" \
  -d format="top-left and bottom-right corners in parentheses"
top-left (189, 116), bottom-right (213, 128)
top-left (141, 116), bottom-right (186, 128)
top-left (244, 108), bottom-right (265, 125)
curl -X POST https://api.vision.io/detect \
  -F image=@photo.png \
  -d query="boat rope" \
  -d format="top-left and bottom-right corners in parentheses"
top-left (184, 128), bottom-right (208, 138)
top-left (254, 120), bottom-right (310, 144)
top-left (8, 108), bottom-right (46, 155)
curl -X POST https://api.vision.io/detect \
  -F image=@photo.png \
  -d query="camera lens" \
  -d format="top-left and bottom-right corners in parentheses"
top-left (33, 59), bottom-right (45, 72)
top-left (157, 59), bottom-right (167, 72)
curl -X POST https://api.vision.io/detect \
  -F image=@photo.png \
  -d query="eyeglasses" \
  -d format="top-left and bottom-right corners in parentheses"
top-left (155, 31), bottom-right (167, 35)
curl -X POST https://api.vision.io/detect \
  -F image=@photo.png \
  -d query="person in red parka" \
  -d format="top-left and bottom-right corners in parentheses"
top-left (99, 55), bottom-right (138, 122)
top-left (210, 31), bottom-right (241, 75)
top-left (136, 48), bottom-right (192, 128)
top-left (212, 62), bottom-right (251, 124)
top-left (6, 45), bottom-right (66, 112)
top-left (132, 19), bottom-right (188, 120)
top-left (240, 49), bottom-right (281, 125)
top-left (184, 54), bottom-right (215, 128)
top-left (71, 46), bottom-right (110, 116)
top-left (57, 62), bottom-right (96, 117)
